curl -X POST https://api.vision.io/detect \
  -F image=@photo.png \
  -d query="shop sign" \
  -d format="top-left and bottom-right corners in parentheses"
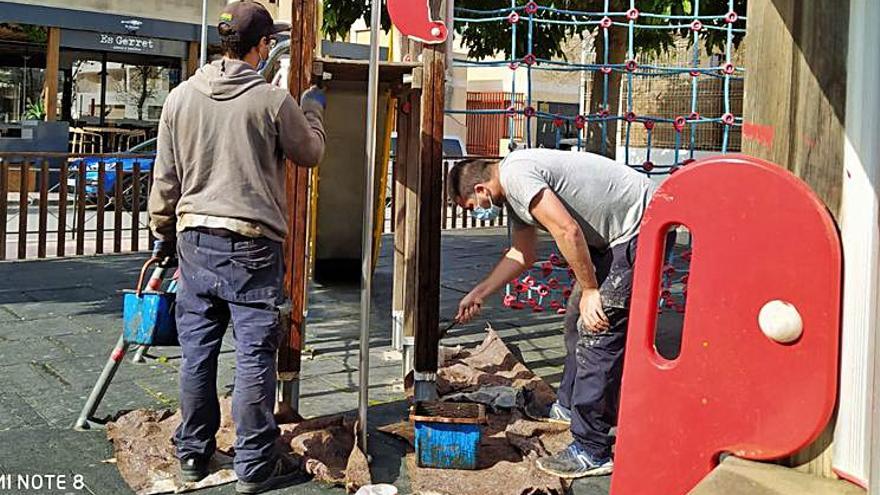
top-left (98, 33), bottom-right (156, 53)
top-left (60, 29), bottom-right (188, 59)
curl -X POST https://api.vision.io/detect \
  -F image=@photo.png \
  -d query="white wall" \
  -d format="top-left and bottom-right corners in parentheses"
top-left (833, 0), bottom-right (880, 490)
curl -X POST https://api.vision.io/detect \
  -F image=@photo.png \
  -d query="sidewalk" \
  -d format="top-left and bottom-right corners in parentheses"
top-left (0, 228), bottom-right (610, 494)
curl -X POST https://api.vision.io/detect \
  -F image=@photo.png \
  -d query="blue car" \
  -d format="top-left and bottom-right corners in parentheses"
top-left (68, 138), bottom-right (156, 210)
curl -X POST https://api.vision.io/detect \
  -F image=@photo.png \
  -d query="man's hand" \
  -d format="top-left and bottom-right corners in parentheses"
top-left (152, 239), bottom-right (176, 265)
top-left (579, 288), bottom-right (610, 333)
top-left (456, 290), bottom-right (484, 324)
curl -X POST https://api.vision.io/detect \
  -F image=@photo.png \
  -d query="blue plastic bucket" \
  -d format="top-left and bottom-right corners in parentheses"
top-left (122, 290), bottom-right (177, 346)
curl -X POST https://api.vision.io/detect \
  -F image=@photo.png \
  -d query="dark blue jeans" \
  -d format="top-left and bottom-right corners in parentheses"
top-left (557, 236), bottom-right (637, 460)
top-left (173, 228), bottom-right (284, 482)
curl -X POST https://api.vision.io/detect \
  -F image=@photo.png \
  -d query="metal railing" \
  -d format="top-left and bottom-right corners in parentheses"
top-left (0, 152), bottom-right (155, 261)
top-left (1, 151), bottom-right (502, 261)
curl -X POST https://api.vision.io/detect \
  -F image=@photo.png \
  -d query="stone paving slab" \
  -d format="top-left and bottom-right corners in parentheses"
top-left (0, 229), bottom-right (613, 494)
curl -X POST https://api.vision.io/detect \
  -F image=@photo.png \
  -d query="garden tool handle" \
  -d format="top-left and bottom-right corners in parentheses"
top-left (136, 257), bottom-right (161, 298)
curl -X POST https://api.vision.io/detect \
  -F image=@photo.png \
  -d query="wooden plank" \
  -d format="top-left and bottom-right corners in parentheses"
top-left (114, 164), bottom-right (123, 252)
top-left (743, 0), bottom-right (848, 475)
top-left (186, 42), bottom-right (199, 79)
top-left (76, 162), bottom-right (85, 255)
top-left (278, 0), bottom-right (317, 383)
top-left (18, 161), bottom-right (29, 259)
top-left (95, 161), bottom-right (105, 254)
top-left (413, 42), bottom-right (445, 377)
top-left (130, 162), bottom-right (141, 252)
top-left (37, 160), bottom-right (48, 258)
top-left (56, 161), bottom-right (67, 258)
top-left (43, 27), bottom-right (60, 121)
top-left (402, 90), bottom-right (422, 341)
top-left (742, 0), bottom-right (846, 219)
top-left (690, 456), bottom-right (864, 495)
top-left (393, 90), bottom-right (421, 350)
top-left (0, 160), bottom-right (7, 260)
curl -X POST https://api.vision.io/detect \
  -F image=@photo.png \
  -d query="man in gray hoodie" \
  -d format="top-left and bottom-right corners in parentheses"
top-left (147, 1), bottom-right (325, 493)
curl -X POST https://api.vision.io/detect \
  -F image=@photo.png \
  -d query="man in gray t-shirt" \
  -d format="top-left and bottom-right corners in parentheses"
top-left (446, 149), bottom-right (657, 478)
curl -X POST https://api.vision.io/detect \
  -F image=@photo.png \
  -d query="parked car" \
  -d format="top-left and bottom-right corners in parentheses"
top-left (68, 137), bottom-right (156, 210)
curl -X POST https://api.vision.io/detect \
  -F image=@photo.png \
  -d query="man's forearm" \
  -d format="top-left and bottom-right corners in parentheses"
top-left (473, 254), bottom-right (531, 299)
top-left (554, 226), bottom-right (598, 290)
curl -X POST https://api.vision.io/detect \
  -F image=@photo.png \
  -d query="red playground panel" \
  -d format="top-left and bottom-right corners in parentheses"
top-left (386, 0), bottom-right (448, 44)
top-left (611, 155), bottom-right (841, 494)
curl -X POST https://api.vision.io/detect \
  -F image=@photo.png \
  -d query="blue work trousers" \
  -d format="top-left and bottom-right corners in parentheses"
top-left (173, 228), bottom-right (284, 482)
top-left (556, 236), bottom-right (637, 460)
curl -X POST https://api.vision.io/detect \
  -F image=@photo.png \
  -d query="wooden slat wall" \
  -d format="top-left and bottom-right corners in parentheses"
top-left (743, 0), bottom-right (849, 476)
top-left (742, 0), bottom-right (848, 219)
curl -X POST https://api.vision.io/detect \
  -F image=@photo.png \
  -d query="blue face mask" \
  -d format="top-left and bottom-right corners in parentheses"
top-left (471, 190), bottom-right (501, 221)
top-left (256, 55), bottom-right (267, 72)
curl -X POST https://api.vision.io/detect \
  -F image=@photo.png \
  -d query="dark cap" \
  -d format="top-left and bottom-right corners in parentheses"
top-left (218, 1), bottom-right (288, 41)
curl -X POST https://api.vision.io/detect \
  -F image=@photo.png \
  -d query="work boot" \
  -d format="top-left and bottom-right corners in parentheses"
top-left (547, 401), bottom-right (572, 425)
top-left (535, 442), bottom-right (613, 479)
top-left (179, 455), bottom-right (210, 482)
top-left (235, 453), bottom-right (302, 494)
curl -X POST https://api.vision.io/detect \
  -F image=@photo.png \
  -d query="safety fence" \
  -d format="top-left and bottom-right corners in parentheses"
top-left (0, 152), bottom-right (155, 261)
top-left (383, 158), bottom-right (508, 234)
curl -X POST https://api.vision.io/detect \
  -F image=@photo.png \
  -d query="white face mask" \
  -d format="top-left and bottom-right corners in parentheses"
top-left (471, 189), bottom-right (501, 221)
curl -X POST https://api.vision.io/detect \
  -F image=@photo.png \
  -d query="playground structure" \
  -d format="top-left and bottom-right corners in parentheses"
top-left (447, 0), bottom-right (746, 175)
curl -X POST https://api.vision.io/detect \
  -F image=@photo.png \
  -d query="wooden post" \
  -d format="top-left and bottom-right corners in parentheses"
top-left (742, 0), bottom-right (848, 219)
top-left (43, 27), bottom-right (60, 121)
top-left (412, 40), bottom-right (446, 400)
top-left (277, 0), bottom-right (317, 417)
top-left (742, 0), bottom-right (849, 476)
top-left (186, 42), bottom-right (200, 78)
top-left (393, 88), bottom-right (421, 367)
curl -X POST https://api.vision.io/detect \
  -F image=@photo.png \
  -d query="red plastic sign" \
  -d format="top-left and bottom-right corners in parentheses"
top-left (611, 155), bottom-right (841, 494)
top-left (387, 0), bottom-right (448, 44)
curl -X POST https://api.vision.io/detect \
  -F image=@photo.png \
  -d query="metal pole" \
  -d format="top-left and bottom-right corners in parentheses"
top-left (75, 334), bottom-right (130, 430)
top-left (358, 0), bottom-right (382, 456)
top-left (199, 0), bottom-right (208, 66)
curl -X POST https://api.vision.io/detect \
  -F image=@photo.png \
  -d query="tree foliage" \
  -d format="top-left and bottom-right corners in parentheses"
top-left (322, 0), bottom-right (746, 60)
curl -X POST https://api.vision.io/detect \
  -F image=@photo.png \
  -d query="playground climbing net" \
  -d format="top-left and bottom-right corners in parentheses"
top-left (447, 0), bottom-right (746, 175)
top-left (447, 2), bottom-right (741, 312)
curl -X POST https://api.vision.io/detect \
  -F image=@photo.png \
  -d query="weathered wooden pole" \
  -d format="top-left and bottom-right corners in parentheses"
top-left (411, 37), bottom-right (446, 401)
top-left (43, 27), bottom-right (60, 121)
top-left (277, 0), bottom-right (318, 418)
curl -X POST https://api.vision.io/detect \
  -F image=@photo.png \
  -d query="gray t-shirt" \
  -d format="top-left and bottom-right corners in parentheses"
top-left (499, 149), bottom-right (658, 249)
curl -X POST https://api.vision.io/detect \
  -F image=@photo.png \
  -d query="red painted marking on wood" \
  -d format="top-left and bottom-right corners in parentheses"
top-left (742, 122), bottom-right (775, 149)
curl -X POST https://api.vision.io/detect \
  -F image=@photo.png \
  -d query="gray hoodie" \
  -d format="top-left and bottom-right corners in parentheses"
top-left (148, 58), bottom-right (325, 243)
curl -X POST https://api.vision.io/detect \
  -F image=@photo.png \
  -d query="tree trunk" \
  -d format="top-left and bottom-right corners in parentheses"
top-left (138, 67), bottom-right (153, 120)
top-left (584, 25), bottom-right (627, 158)
top-left (137, 69), bottom-right (148, 121)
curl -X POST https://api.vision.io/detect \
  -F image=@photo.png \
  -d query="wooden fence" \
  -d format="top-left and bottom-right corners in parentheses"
top-left (0, 152), bottom-right (155, 261)
top-left (383, 158), bottom-right (508, 233)
top-left (0, 152), bottom-right (502, 262)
